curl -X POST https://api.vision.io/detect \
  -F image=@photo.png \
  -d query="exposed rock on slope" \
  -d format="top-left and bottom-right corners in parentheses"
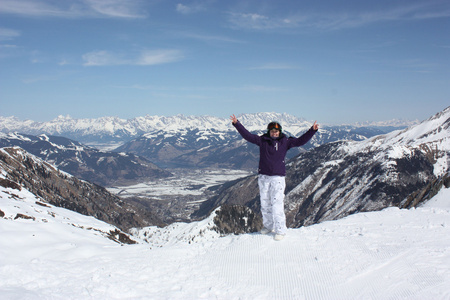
top-left (402, 173), bottom-right (450, 208)
top-left (195, 107), bottom-right (449, 227)
top-left (213, 205), bottom-right (262, 235)
top-left (0, 179), bottom-right (138, 245)
top-left (0, 147), bottom-right (165, 230)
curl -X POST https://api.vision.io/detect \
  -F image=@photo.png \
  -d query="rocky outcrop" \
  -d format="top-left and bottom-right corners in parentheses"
top-left (213, 205), bottom-right (262, 235)
top-left (401, 173), bottom-right (450, 208)
top-left (284, 142), bottom-right (435, 227)
top-left (0, 147), bottom-right (165, 230)
top-left (193, 175), bottom-right (260, 219)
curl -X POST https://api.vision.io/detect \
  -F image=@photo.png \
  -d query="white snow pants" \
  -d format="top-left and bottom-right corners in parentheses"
top-left (258, 174), bottom-right (287, 235)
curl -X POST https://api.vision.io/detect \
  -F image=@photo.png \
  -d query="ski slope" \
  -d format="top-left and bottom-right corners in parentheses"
top-left (1, 185), bottom-right (449, 299)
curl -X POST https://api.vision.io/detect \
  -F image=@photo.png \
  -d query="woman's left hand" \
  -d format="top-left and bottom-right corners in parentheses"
top-left (313, 121), bottom-right (319, 131)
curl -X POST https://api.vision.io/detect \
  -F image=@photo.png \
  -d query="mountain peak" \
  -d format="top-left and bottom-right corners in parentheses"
top-left (55, 115), bottom-right (73, 120)
top-left (385, 106), bottom-right (449, 148)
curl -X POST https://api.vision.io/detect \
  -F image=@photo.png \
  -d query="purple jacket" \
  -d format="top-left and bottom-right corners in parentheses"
top-left (233, 121), bottom-right (317, 176)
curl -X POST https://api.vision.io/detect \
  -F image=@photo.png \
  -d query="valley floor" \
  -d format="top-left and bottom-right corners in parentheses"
top-left (1, 188), bottom-right (449, 299)
top-left (107, 168), bottom-right (253, 198)
top-left (107, 168), bottom-right (253, 222)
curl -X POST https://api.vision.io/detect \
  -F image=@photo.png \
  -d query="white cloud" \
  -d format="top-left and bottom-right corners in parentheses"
top-left (176, 4), bottom-right (191, 14)
top-left (176, 2), bottom-right (206, 15)
top-left (84, 0), bottom-right (146, 18)
top-left (0, 43), bottom-right (21, 59)
top-left (227, 12), bottom-right (283, 30)
top-left (0, 0), bottom-right (61, 16)
top-left (137, 49), bottom-right (184, 66)
top-left (227, 2), bottom-right (450, 31)
top-left (0, 44), bottom-right (18, 48)
top-left (82, 50), bottom-right (125, 66)
top-left (0, 0), bottom-right (146, 18)
top-left (180, 32), bottom-right (245, 44)
top-left (0, 28), bottom-right (21, 41)
top-left (58, 59), bottom-right (70, 66)
top-left (82, 49), bottom-right (184, 66)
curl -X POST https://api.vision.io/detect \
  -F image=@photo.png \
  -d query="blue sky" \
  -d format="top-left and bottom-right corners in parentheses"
top-left (0, 0), bottom-right (449, 124)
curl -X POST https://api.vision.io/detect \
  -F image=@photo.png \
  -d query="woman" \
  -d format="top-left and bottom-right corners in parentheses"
top-left (230, 114), bottom-right (318, 240)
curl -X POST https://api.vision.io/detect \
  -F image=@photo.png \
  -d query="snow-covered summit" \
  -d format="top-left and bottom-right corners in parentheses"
top-left (0, 112), bottom-right (411, 141)
top-left (388, 105), bottom-right (450, 147)
top-left (0, 112), bottom-right (308, 136)
top-left (343, 106), bottom-right (449, 177)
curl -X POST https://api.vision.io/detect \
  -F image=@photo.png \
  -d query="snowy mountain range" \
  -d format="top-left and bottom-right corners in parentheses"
top-left (1, 155), bottom-right (449, 299)
top-left (114, 114), bottom-right (405, 169)
top-left (195, 107), bottom-right (450, 226)
top-left (0, 109), bottom-right (448, 225)
top-left (0, 112), bottom-right (407, 141)
top-left (0, 114), bottom-right (237, 147)
top-left (0, 113), bottom-right (416, 143)
top-left (0, 133), bottom-right (172, 186)
top-left (0, 112), bottom-right (415, 170)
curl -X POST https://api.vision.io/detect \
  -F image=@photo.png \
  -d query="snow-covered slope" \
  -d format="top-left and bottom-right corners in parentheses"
top-left (0, 180), bottom-right (133, 248)
top-left (0, 147), bottom-right (165, 230)
top-left (1, 178), bottom-right (449, 299)
top-left (284, 106), bottom-right (449, 225)
top-left (346, 106), bottom-right (450, 177)
top-left (196, 107), bottom-right (450, 227)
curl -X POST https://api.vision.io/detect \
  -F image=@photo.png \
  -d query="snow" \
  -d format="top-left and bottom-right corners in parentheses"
top-left (0, 113), bottom-right (312, 140)
top-left (337, 107), bottom-right (450, 179)
top-left (421, 186), bottom-right (450, 209)
top-left (1, 179), bottom-right (450, 300)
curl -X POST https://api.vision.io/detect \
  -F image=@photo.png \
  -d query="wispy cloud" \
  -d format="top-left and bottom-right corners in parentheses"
top-left (82, 49), bottom-right (184, 66)
top-left (0, 0), bottom-right (146, 18)
top-left (238, 84), bottom-right (290, 93)
top-left (176, 2), bottom-right (207, 15)
top-left (227, 12), bottom-right (291, 30)
top-left (180, 32), bottom-right (245, 44)
top-left (0, 43), bottom-right (21, 59)
top-left (0, 27), bottom-right (21, 41)
top-left (21, 70), bottom-right (73, 83)
top-left (0, 0), bottom-right (70, 17)
top-left (306, 3), bottom-right (450, 31)
top-left (227, 2), bottom-right (450, 31)
top-left (84, 0), bottom-right (146, 18)
top-left (248, 63), bottom-right (299, 70)
top-left (82, 50), bottom-right (123, 66)
top-left (393, 58), bottom-right (439, 74)
top-left (137, 50), bottom-right (184, 66)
